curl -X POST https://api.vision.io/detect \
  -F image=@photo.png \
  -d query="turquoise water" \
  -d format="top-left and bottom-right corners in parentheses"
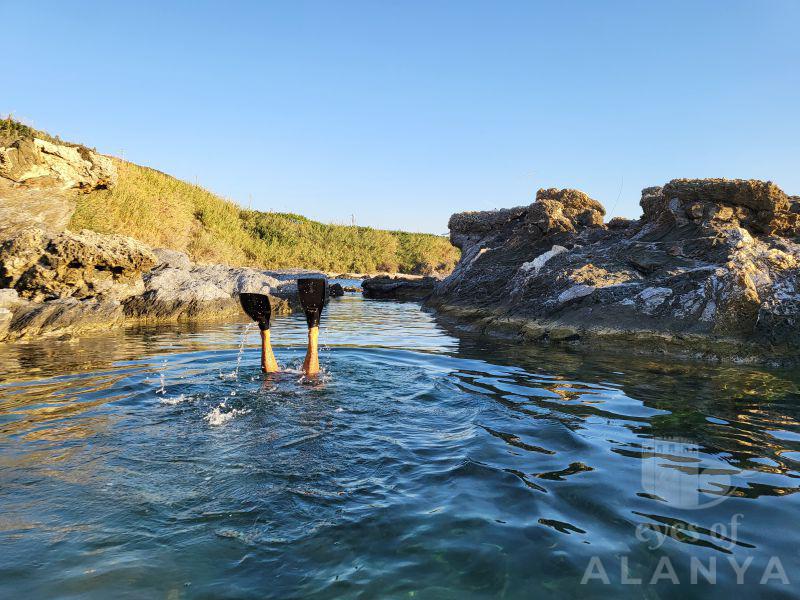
top-left (1, 292), bottom-right (799, 598)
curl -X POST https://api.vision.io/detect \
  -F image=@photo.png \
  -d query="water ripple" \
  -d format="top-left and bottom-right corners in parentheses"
top-left (1, 295), bottom-right (799, 597)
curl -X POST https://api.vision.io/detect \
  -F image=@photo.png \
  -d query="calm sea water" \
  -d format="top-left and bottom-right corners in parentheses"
top-left (1, 290), bottom-right (799, 599)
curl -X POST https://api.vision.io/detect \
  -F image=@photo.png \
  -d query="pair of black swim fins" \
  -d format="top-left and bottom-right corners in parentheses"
top-left (239, 277), bottom-right (328, 331)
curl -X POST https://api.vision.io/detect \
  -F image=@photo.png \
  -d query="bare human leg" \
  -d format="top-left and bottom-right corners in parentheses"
top-left (260, 327), bottom-right (280, 373)
top-left (302, 325), bottom-right (320, 375)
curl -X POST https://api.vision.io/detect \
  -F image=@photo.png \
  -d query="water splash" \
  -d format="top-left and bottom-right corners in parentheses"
top-left (296, 365), bottom-right (332, 386)
top-left (220, 323), bottom-right (256, 380)
top-left (204, 402), bottom-right (251, 426)
top-left (160, 394), bottom-right (192, 406)
top-left (155, 359), bottom-right (168, 395)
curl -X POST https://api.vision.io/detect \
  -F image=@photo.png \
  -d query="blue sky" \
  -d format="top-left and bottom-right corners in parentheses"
top-left (4, 0), bottom-right (798, 233)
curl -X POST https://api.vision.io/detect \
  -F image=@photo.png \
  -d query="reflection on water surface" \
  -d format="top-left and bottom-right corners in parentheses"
top-left (1, 295), bottom-right (799, 598)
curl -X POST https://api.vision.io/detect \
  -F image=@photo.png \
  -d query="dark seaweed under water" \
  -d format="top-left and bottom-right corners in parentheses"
top-left (1, 292), bottom-right (799, 599)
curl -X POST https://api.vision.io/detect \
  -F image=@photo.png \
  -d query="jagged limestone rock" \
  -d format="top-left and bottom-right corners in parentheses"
top-left (0, 227), bottom-right (157, 302)
top-left (428, 180), bottom-right (800, 364)
top-left (0, 137), bottom-right (116, 190)
top-left (1, 134), bottom-right (118, 238)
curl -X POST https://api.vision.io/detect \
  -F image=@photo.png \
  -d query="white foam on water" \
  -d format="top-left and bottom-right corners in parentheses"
top-left (281, 360), bottom-right (332, 384)
top-left (160, 394), bottom-right (192, 406)
top-left (296, 368), bottom-right (332, 385)
top-left (204, 402), bottom-right (251, 426)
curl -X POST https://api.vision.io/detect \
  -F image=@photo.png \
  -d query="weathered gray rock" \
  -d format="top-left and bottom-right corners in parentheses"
top-left (428, 180), bottom-right (800, 365)
top-left (362, 275), bottom-right (440, 300)
top-left (0, 227), bottom-right (156, 302)
top-left (3, 297), bottom-right (125, 342)
top-left (123, 263), bottom-right (306, 322)
top-left (151, 247), bottom-right (193, 270)
top-left (0, 219), bottom-right (326, 340)
top-left (0, 262), bottom-right (323, 340)
top-left (0, 223), bottom-right (157, 340)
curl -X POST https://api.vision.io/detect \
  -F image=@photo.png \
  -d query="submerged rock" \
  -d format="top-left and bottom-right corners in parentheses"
top-left (428, 179), bottom-right (800, 365)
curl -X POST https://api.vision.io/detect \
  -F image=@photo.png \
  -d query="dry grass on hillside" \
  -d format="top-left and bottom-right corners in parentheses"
top-left (70, 160), bottom-right (459, 273)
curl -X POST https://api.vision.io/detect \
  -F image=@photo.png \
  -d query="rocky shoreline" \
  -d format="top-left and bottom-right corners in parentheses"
top-left (0, 225), bottom-right (319, 342)
top-left (3, 130), bottom-right (799, 363)
top-left (426, 181), bottom-right (800, 365)
top-left (0, 135), bottom-right (321, 342)
top-left (0, 131), bottom-right (432, 343)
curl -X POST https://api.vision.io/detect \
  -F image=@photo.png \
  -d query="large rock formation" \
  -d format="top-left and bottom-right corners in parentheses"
top-left (362, 275), bottom-right (440, 300)
top-left (122, 250), bottom-right (307, 322)
top-left (0, 178), bottom-right (76, 237)
top-left (0, 227), bottom-right (157, 302)
top-left (428, 179), bottom-right (800, 364)
top-left (0, 131), bottom-right (117, 238)
top-left (0, 137), bottom-right (116, 191)
top-left (0, 237), bottom-right (317, 341)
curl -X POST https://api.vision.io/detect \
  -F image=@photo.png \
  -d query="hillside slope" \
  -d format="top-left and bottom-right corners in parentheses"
top-left (2, 117), bottom-right (458, 274)
top-left (68, 158), bottom-right (458, 274)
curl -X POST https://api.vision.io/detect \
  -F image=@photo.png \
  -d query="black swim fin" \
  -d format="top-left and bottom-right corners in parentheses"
top-left (239, 293), bottom-right (272, 331)
top-left (297, 277), bottom-right (328, 328)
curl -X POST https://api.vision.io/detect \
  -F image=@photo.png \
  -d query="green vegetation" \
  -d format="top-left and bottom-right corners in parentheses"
top-left (1, 115), bottom-right (74, 147)
top-left (1, 117), bottom-right (37, 145)
top-left (2, 115), bottom-right (458, 272)
top-left (70, 160), bottom-right (459, 273)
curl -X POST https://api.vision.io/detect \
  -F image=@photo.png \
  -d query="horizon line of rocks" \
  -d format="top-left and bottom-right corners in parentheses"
top-left (449, 178), bottom-right (800, 238)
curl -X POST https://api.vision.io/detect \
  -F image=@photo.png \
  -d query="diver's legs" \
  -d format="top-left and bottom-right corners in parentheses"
top-left (302, 326), bottom-right (320, 375)
top-left (297, 277), bottom-right (326, 376)
top-left (260, 328), bottom-right (280, 373)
